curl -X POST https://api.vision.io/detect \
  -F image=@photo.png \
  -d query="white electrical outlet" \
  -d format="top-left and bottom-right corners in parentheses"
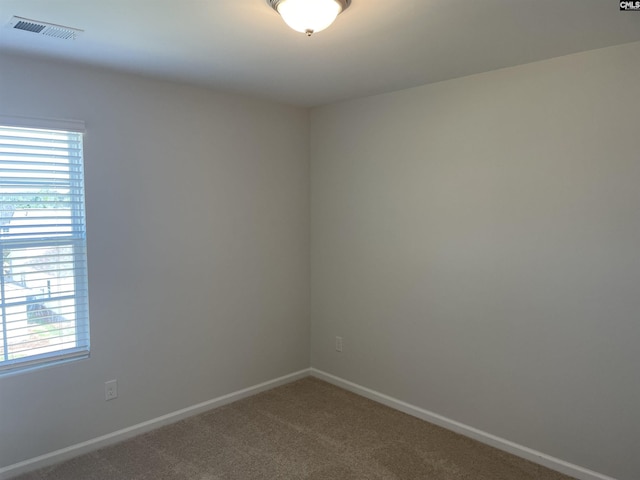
top-left (335, 336), bottom-right (343, 352)
top-left (105, 379), bottom-right (118, 401)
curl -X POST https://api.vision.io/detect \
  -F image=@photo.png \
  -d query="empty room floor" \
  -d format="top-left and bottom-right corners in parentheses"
top-left (14, 377), bottom-right (574, 479)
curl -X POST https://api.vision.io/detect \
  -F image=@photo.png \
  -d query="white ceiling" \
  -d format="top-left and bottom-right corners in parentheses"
top-left (1, 0), bottom-right (639, 107)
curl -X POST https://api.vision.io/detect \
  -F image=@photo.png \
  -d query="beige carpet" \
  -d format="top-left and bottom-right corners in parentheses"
top-left (14, 377), bottom-right (575, 479)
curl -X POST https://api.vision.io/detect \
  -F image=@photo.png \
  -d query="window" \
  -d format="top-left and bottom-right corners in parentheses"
top-left (0, 117), bottom-right (89, 374)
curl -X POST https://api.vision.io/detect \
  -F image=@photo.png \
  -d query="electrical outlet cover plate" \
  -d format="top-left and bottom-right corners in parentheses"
top-left (105, 379), bottom-right (118, 400)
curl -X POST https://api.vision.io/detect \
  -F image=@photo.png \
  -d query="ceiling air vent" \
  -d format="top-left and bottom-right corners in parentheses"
top-left (8, 16), bottom-right (83, 40)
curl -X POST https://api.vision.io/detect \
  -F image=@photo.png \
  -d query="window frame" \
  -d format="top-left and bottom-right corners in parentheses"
top-left (0, 115), bottom-right (90, 375)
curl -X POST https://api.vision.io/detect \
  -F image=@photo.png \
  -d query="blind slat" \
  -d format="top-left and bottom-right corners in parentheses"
top-left (4, 330), bottom-right (89, 345)
top-left (4, 292), bottom-right (87, 307)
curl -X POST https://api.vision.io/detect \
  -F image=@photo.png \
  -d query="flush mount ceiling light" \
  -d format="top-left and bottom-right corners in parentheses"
top-left (267, 0), bottom-right (351, 36)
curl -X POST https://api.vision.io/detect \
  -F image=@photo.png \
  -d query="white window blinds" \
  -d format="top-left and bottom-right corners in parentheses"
top-left (0, 122), bottom-right (90, 374)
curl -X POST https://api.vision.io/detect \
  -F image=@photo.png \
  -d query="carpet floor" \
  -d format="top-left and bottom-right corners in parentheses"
top-left (14, 377), bottom-right (575, 479)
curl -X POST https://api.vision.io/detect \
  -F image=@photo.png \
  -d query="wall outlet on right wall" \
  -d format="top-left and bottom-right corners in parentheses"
top-left (335, 336), bottom-right (343, 352)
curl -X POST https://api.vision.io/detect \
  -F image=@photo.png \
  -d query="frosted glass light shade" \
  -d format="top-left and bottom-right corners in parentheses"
top-left (269, 0), bottom-right (350, 36)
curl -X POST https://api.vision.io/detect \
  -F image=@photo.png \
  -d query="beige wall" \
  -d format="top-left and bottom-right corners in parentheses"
top-left (0, 53), bottom-right (310, 467)
top-left (310, 42), bottom-right (640, 480)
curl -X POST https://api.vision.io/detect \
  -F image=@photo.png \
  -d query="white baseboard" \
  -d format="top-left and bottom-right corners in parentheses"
top-left (310, 368), bottom-right (618, 480)
top-left (0, 368), bottom-right (311, 480)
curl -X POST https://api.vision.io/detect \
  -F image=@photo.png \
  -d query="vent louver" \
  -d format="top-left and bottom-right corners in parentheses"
top-left (8, 16), bottom-right (83, 40)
